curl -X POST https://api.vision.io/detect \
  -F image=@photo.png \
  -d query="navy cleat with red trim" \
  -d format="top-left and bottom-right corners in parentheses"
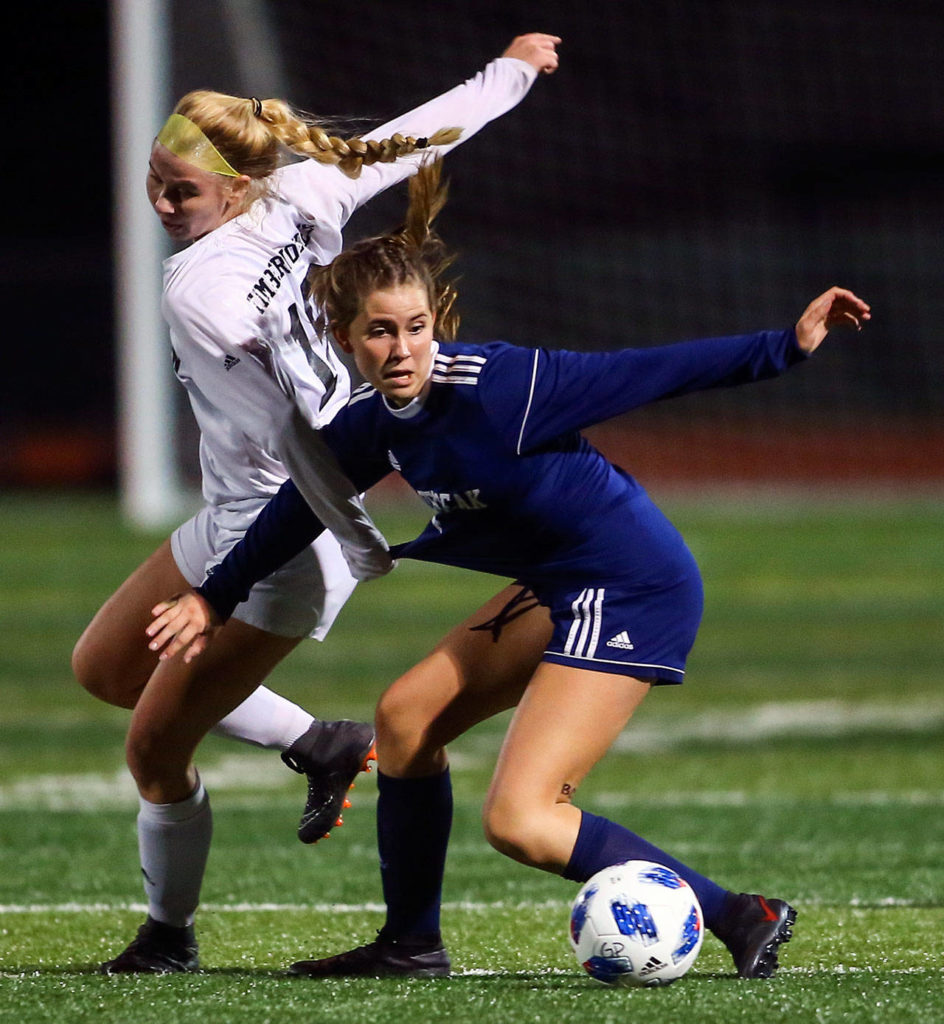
top-left (100, 916), bottom-right (199, 974)
top-left (281, 719), bottom-right (376, 844)
top-left (714, 893), bottom-right (797, 978)
top-left (288, 932), bottom-right (451, 978)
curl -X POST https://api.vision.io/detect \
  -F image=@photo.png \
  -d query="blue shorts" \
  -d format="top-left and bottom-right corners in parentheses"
top-left (532, 557), bottom-right (704, 685)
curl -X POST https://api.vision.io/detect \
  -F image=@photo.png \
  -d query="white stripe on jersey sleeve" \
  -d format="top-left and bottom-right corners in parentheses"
top-left (348, 383), bottom-right (376, 406)
top-left (516, 350), bottom-right (541, 455)
top-left (432, 352), bottom-right (486, 386)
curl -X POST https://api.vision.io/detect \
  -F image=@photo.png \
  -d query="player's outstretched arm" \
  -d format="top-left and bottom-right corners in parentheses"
top-left (795, 286), bottom-right (871, 354)
top-left (146, 591), bottom-right (221, 663)
top-left (502, 33), bottom-right (561, 75)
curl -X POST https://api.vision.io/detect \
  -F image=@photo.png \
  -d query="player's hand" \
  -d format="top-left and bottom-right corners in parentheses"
top-left (146, 590), bottom-right (222, 663)
top-left (502, 33), bottom-right (561, 75)
top-left (795, 286), bottom-right (871, 354)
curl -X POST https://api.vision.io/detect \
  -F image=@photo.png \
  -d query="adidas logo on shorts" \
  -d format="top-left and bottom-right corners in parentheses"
top-left (606, 631), bottom-right (635, 650)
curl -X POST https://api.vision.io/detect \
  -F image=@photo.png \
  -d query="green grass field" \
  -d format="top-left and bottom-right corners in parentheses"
top-left (1, 490), bottom-right (942, 1023)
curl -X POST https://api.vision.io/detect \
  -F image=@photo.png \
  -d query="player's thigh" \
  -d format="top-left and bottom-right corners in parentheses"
top-left (486, 661), bottom-right (651, 815)
top-left (377, 585), bottom-right (553, 768)
top-left (72, 538), bottom-right (191, 707)
top-left (127, 618), bottom-right (302, 772)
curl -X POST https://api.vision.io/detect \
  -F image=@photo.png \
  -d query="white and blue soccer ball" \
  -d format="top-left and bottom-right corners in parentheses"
top-left (569, 859), bottom-right (704, 987)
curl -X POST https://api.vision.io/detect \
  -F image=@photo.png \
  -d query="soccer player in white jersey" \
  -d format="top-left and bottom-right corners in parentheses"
top-left (74, 34), bottom-right (561, 974)
top-left (148, 161), bottom-right (870, 979)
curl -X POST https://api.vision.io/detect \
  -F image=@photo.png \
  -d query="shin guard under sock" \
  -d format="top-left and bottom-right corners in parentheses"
top-left (377, 769), bottom-right (453, 942)
top-left (562, 809), bottom-right (729, 927)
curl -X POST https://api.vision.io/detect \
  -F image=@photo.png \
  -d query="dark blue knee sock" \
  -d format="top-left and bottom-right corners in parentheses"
top-left (562, 810), bottom-right (730, 928)
top-left (377, 768), bottom-right (453, 943)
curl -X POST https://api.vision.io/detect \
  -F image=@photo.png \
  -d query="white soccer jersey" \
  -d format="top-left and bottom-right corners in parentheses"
top-left (161, 56), bottom-right (538, 578)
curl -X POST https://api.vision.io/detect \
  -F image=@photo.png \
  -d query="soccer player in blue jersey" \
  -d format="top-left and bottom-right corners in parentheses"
top-left (148, 161), bottom-right (870, 979)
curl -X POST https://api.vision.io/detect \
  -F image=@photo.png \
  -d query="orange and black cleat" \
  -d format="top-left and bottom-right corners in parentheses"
top-left (281, 720), bottom-right (377, 844)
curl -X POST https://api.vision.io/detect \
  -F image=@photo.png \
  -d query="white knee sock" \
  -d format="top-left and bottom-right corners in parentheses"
top-left (137, 779), bottom-right (213, 928)
top-left (210, 685), bottom-right (315, 751)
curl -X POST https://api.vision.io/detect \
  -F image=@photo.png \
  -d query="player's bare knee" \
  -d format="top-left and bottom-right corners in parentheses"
top-left (72, 628), bottom-right (150, 708)
top-left (124, 724), bottom-right (188, 792)
top-left (375, 686), bottom-right (431, 763)
top-left (482, 799), bottom-right (539, 865)
top-left (124, 730), bottom-right (156, 786)
top-left (71, 630), bottom-right (114, 700)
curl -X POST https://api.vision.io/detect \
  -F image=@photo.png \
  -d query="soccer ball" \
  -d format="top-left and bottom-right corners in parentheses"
top-left (569, 860), bottom-right (704, 987)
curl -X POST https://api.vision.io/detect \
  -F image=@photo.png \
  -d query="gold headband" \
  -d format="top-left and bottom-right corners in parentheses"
top-left (156, 113), bottom-right (240, 177)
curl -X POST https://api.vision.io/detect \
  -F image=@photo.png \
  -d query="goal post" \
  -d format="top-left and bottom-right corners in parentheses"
top-left (110, 0), bottom-right (289, 529)
top-left (110, 0), bottom-right (183, 529)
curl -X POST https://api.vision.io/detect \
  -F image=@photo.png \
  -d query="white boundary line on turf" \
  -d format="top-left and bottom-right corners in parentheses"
top-left (592, 789), bottom-right (944, 808)
top-left (457, 966), bottom-right (943, 977)
top-left (2, 697), bottom-right (942, 810)
top-left (0, 896), bottom-right (931, 914)
top-left (0, 899), bottom-right (568, 915)
top-left (1, 965), bottom-right (938, 979)
top-left (612, 697), bottom-right (944, 753)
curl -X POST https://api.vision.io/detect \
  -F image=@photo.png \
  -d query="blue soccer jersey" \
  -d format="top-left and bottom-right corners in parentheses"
top-left (199, 328), bottom-right (804, 681)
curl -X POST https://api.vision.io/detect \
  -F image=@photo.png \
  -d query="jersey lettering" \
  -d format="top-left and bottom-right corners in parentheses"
top-left (416, 488), bottom-right (487, 513)
top-left (246, 228), bottom-right (313, 315)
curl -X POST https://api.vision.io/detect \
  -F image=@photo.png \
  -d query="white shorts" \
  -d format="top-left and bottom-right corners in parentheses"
top-left (171, 500), bottom-right (357, 640)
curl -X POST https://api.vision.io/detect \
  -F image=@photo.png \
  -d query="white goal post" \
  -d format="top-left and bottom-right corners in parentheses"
top-left (110, 0), bottom-right (286, 529)
top-left (110, 0), bottom-right (181, 528)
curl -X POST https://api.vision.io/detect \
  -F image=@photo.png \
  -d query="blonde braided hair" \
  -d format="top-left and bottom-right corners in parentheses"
top-left (172, 91), bottom-right (460, 193)
top-left (309, 159), bottom-right (460, 341)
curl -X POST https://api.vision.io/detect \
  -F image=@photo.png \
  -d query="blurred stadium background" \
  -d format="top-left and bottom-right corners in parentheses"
top-left (4, 0), bottom-right (944, 505)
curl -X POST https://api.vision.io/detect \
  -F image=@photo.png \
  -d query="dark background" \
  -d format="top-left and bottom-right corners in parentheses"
top-left (5, 1), bottom-right (944, 489)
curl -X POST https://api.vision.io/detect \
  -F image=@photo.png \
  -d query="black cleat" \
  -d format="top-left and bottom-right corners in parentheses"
top-left (288, 932), bottom-right (451, 978)
top-left (100, 916), bottom-right (199, 974)
top-left (714, 893), bottom-right (797, 978)
top-left (282, 719), bottom-right (376, 844)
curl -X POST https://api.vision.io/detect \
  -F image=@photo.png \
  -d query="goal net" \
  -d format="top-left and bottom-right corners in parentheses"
top-left (115, 0), bottom-right (944, 524)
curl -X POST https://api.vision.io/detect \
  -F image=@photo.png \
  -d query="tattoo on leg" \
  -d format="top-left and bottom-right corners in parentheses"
top-left (560, 782), bottom-right (576, 801)
top-left (469, 586), bottom-right (542, 643)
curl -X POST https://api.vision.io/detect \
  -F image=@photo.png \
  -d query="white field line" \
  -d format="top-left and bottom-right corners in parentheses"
top-left (0, 966), bottom-right (938, 978)
top-left (0, 755), bottom-right (292, 810)
top-left (1, 697), bottom-right (942, 810)
top-left (1, 964), bottom-right (938, 979)
top-left (592, 789), bottom-right (944, 808)
top-left (457, 965), bottom-right (944, 977)
top-left (456, 966), bottom-right (944, 976)
top-left (612, 696), bottom-right (944, 754)
top-left (456, 966), bottom-right (944, 977)
top-left (0, 896), bottom-right (930, 915)
top-left (0, 899), bottom-right (564, 916)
